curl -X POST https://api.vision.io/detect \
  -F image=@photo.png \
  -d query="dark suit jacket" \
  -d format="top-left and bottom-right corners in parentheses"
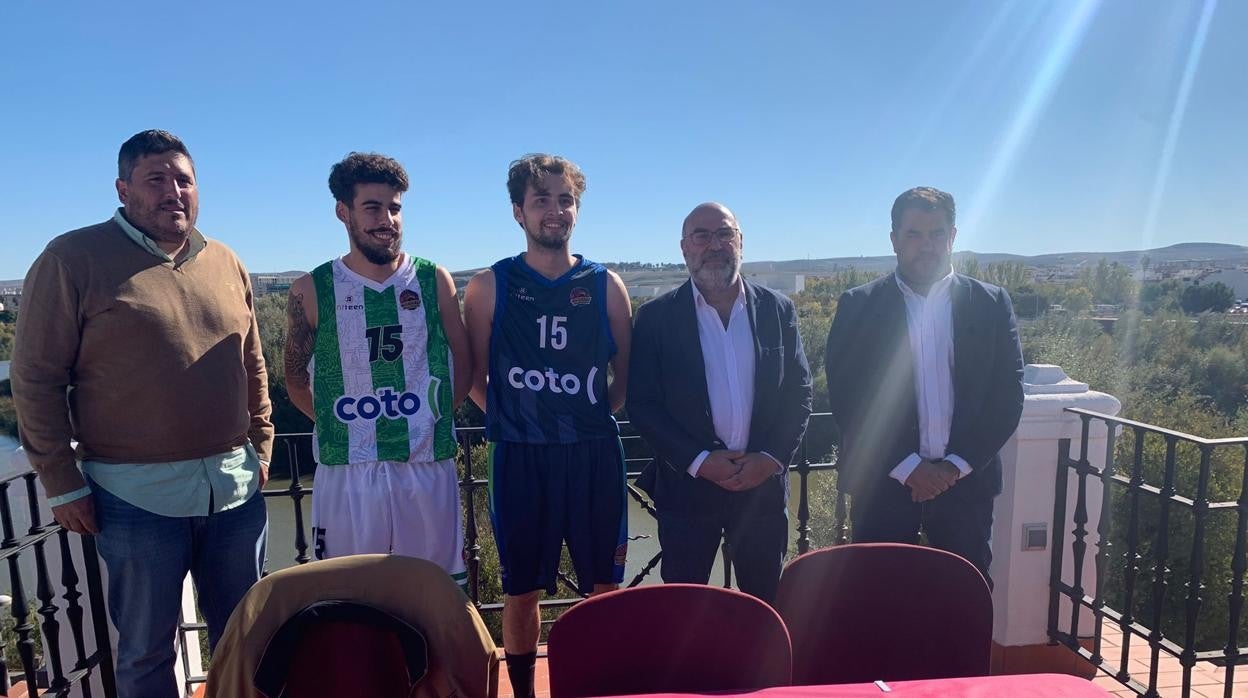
top-left (824, 272), bottom-right (1024, 502)
top-left (627, 280), bottom-right (813, 513)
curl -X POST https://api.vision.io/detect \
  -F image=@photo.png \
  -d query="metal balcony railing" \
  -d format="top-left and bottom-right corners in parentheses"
top-left (1050, 407), bottom-right (1248, 697)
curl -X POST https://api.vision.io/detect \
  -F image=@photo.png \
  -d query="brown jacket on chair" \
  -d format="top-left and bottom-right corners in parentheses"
top-left (206, 555), bottom-right (499, 698)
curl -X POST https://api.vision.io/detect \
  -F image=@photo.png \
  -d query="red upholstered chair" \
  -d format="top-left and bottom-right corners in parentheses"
top-left (774, 543), bottom-right (992, 685)
top-left (253, 601), bottom-right (428, 697)
top-left (546, 584), bottom-right (792, 697)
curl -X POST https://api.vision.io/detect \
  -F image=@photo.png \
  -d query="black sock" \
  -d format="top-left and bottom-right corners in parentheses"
top-left (505, 651), bottom-right (537, 697)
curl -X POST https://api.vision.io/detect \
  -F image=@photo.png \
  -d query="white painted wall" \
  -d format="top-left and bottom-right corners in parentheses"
top-left (991, 364), bottom-right (1121, 647)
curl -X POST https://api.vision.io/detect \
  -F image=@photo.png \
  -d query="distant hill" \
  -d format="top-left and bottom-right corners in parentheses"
top-left (3, 243), bottom-right (1246, 291)
top-left (741, 242), bottom-right (1248, 275)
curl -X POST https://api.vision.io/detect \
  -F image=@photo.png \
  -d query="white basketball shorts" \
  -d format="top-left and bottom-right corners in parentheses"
top-left (311, 458), bottom-right (467, 588)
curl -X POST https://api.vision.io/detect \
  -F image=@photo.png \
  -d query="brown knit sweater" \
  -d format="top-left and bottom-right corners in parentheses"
top-left (11, 219), bottom-right (274, 498)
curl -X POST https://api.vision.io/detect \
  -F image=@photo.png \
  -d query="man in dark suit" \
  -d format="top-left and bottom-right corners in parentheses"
top-left (824, 187), bottom-right (1024, 584)
top-left (629, 202), bottom-right (812, 603)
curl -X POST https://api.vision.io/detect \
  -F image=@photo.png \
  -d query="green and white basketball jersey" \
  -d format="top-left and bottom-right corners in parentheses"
top-left (310, 254), bottom-right (456, 465)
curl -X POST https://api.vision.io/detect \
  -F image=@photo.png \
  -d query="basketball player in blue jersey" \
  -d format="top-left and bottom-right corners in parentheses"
top-left (464, 154), bottom-right (632, 698)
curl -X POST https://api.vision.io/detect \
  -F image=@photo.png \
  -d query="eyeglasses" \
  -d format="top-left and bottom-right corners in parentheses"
top-left (685, 227), bottom-right (740, 246)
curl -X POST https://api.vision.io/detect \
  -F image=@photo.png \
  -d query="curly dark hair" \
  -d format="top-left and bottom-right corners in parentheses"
top-left (506, 154), bottom-right (586, 207)
top-left (891, 186), bottom-right (955, 231)
top-left (118, 130), bottom-right (193, 181)
top-left (328, 152), bottom-right (410, 204)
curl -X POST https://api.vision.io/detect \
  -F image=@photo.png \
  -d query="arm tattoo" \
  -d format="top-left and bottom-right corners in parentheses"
top-left (284, 292), bottom-right (315, 389)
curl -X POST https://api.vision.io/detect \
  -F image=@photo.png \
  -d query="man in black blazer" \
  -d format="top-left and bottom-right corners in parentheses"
top-left (629, 202), bottom-right (812, 603)
top-left (824, 187), bottom-right (1024, 584)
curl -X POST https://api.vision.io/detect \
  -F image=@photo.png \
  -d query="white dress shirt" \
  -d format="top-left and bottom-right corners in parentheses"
top-left (889, 271), bottom-right (972, 484)
top-left (686, 280), bottom-right (777, 477)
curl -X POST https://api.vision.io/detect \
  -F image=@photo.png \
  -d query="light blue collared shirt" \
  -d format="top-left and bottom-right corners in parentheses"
top-left (80, 445), bottom-right (261, 517)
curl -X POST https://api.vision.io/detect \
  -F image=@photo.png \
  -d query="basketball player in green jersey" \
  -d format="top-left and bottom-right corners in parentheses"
top-left (284, 152), bottom-right (471, 586)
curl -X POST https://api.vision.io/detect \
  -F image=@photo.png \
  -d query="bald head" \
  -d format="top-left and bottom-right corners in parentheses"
top-left (680, 201), bottom-right (743, 294)
top-left (682, 202), bottom-right (737, 238)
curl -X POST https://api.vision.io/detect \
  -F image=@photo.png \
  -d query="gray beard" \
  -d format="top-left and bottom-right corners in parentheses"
top-left (691, 262), bottom-right (741, 293)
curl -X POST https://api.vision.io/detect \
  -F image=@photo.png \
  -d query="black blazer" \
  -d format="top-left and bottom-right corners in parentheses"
top-left (627, 280), bottom-right (813, 512)
top-left (824, 272), bottom-right (1024, 501)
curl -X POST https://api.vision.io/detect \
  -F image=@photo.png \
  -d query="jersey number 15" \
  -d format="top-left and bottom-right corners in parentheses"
top-left (366, 324), bottom-right (404, 362)
top-left (537, 315), bottom-right (568, 350)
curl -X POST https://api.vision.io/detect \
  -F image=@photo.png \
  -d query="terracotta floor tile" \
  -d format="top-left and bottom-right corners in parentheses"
top-left (1196, 687), bottom-right (1248, 698)
top-left (1154, 686), bottom-right (1202, 698)
top-left (1148, 667), bottom-right (1228, 688)
top-left (1191, 672), bottom-right (1229, 688)
top-left (1150, 656), bottom-right (1184, 671)
top-left (1093, 675), bottom-right (1127, 689)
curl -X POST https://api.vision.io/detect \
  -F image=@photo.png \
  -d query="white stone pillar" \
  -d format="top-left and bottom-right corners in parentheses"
top-left (989, 364), bottom-right (1121, 674)
top-left (8, 448), bottom-right (201, 696)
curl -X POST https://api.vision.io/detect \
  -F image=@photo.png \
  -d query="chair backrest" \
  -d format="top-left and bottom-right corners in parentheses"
top-left (547, 584), bottom-right (792, 698)
top-left (774, 543), bottom-right (992, 685)
top-left (254, 600), bottom-right (428, 698)
top-left (205, 555), bottom-right (497, 698)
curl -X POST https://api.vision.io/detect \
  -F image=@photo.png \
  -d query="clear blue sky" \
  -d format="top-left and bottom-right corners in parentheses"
top-left (1, 0), bottom-right (1244, 280)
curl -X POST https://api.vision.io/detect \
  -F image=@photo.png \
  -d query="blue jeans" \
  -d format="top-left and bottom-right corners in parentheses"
top-left (90, 481), bottom-right (267, 698)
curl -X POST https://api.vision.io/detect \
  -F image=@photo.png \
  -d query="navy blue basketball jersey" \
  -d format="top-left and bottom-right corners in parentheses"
top-left (486, 254), bottom-right (618, 444)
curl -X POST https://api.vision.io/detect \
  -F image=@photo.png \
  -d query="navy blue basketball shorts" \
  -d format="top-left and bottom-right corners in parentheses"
top-left (487, 437), bottom-right (628, 596)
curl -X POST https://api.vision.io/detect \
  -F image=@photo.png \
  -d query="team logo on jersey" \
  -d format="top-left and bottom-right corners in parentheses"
top-left (333, 387), bottom-right (422, 423)
top-left (569, 287), bottom-right (592, 306)
top-left (507, 365), bottom-right (601, 404)
top-left (399, 289), bottom-right (422, 310)
top-left (338, 294), bottom-right (364, 311)
top-left (512, 286), bottom-right (535, 302)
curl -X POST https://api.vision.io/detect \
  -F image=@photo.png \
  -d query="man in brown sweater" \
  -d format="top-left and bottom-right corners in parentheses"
top-left (11, 129), bottom-right (274, 698)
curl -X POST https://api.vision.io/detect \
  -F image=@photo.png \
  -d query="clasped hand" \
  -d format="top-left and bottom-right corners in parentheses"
top-left (698, 449), bottom-right (778, 492)
top-left (905, 459), bottom-right (960, 502)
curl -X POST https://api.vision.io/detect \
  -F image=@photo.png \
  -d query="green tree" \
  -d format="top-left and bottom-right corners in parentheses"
top-left (798, 270), bottom-right (879, 305)
top-left (253, 293), bottom-right (312, 439)
top-left (0, 322), bottom-right (14, 362)
top-left (790, 270), bottom-right (880, 413)
top-left (1180, 282), bottom-right (1235, 314)
top-left (955, 256), bottom-right (980, 279)
top-left (1138, 280), bottom-right (1183, 314)
top-left (978, 261), bottom-right (1031, 291)
top-left (0, 380), bottom-right (17, 439)
top-left (1200, 345), bottom-right (1248, 417)
top-left (0, 313), bottom-right (14, 437)
top-left (1080, 258), bottom-right (1135, 306)
top-left (1010, 285), bottom-right (1050, 319)
top-left (1062, 286), bottom-right (1093, 315)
